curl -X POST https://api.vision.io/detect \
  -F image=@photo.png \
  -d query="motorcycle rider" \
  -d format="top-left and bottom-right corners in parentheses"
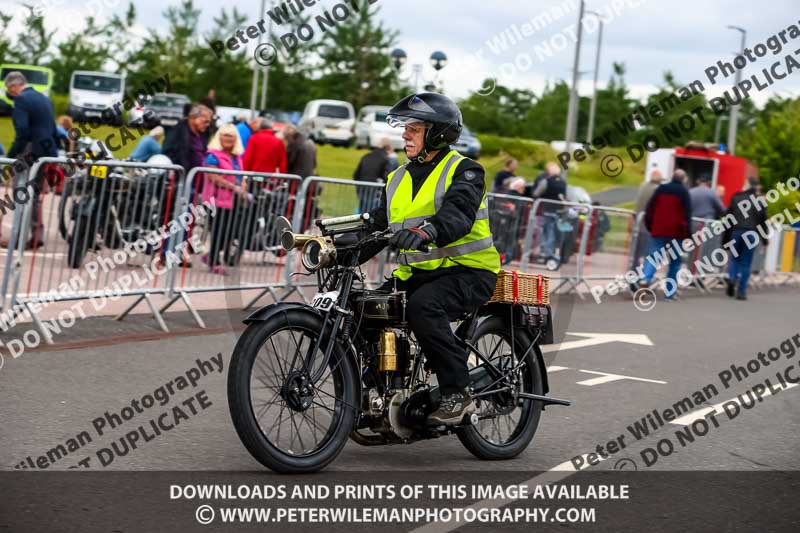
top-left (359, 93), bottom-right (501, 426)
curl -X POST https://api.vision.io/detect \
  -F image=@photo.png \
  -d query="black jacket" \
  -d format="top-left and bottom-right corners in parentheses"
top-left (287, 136), bottom-right (316, 178)
top-left (162, 119), bottom-right (209, 172)
top-left (8, 87), bottom-right (59, 160)
top-left (360, 149), bottom-right (485, 263)
top-left (724, 190), bottom-right (769, 244)
top-left (353, 148), bottom-right (391, 183)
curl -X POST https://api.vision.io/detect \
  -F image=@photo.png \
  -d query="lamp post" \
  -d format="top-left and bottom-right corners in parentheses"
top-left (429, 51), bottom-right (448, 93)
top-left (564, 0), bottom-right (585, 165)
top-left (726, 25), bottom-right (746, 155)
top-left (585, 10), bottom-right (604, 144)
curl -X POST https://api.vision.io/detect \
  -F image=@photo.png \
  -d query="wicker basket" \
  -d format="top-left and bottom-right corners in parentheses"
top-left (488, 270), bottom-right (550, 305)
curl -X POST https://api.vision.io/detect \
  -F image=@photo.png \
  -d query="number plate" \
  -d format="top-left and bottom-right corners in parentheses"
top-left (311, 290), bottom-right (339, 311)
top-left (89, 165), bottom-right (107, 178)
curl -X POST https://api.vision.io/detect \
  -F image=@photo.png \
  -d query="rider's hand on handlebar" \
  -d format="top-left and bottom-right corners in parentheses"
top-left (389, 223), bottom-right (436, 252)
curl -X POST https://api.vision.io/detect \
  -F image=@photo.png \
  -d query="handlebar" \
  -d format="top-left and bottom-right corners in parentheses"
top-left (347, 228), bottom-right (430, 254)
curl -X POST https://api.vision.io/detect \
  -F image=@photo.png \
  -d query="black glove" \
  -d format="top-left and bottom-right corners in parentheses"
top-left (390, 223), bottom-right (437, 251)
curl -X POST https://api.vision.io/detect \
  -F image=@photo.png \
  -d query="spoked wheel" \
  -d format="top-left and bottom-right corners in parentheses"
top-left (228, 310), bottom-right (358, 473)
top-left (457, 315), bottom-right (544, 460)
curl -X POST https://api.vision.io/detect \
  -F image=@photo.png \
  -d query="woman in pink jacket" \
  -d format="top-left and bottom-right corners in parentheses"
top-left (201, 123), bottom-right (248, 275)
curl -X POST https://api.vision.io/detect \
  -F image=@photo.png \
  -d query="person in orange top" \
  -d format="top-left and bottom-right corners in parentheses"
top-left (243, 118), bottom-right (287, 174)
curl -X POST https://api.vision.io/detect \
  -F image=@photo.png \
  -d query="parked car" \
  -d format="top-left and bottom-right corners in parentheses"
top-left (67, 71), bottom-right (126, 125)
top-left (0, 64), bottom-right (54, 115)
top-left (259, 109), bottom-right (294, 134)
top-left (215, 106), bottom-right (253, 129)
top-left (453, 126), bottom-right (481, 159)
top-left (299, 99), bottom-right (355, 147)
top-left (354, 105), bottom-right (404, 150)
top-left (566, 185), bottom-right (592, 204)
top-left (129, 92), bottom-right (190, 129)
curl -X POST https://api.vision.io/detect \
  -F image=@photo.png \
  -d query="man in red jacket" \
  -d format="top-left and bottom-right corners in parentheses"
top-left (640, 169), bottom-right (692, 300)
top-left (243, 118), bottom-right (287, 173)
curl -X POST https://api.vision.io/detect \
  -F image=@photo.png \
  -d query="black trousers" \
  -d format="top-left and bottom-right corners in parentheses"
top-left (384, 268), bottom-right (497, 395)
top-left (208, 206), bottom-right (236, 267)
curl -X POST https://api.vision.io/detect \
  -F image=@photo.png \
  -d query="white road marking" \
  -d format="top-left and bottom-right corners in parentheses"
top-left (576, 369), bottom-right (667, 387)
top-left (546, 365), bottom-right (569, 372)
top-left (670, 382), bottom-right (799, 426)
top-left (410, 455), bottom-right (605, 533)
top-left (541, 332), bottom-right (653, 354)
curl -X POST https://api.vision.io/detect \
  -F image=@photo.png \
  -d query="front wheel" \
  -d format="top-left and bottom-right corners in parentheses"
top-left (67, 217), bottom-right (92, 268)
top-left (457, 315), bottom-right (544, 460)
top-left (228, 310), bottom-right (359, 473)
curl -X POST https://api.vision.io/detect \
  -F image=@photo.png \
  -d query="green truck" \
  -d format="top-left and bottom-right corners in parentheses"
top-left (0, 64), bottom-right (54, 114)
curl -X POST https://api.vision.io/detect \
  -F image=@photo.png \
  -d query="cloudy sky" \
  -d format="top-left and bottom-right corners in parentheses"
top-left (3, 0), bottom-right (799, 107)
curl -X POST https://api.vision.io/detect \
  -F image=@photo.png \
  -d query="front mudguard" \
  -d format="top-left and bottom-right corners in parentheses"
top-left (243, 301), bottom-right (362, 408)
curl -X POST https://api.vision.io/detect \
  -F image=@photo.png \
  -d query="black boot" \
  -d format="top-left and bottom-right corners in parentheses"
top-left (427, 389), bottom-right (475, 426)
top-left (725, 278), bottom-right (735, 298)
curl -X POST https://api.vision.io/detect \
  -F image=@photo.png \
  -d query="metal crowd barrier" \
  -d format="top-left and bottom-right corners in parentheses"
top-left (580, 204), bottom-right (637, 289)
top-left (773, 225), bottom-right (800, 286)
top-left (165, 166), bottom-right (303, 318)
top-left (1, 157), bottom-right (185, 342)
top-left (1, 156), bottom-right (26, 311)
top-left (287, 177), bottom-right (388, 302)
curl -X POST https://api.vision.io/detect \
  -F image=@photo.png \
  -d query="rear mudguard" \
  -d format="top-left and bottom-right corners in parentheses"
top-left (458, 302), bottom-right (553, 396)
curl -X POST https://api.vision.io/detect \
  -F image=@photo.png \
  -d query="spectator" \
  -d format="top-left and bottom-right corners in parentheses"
top-left (723, 177), bottom-right (769, 300)
top-left (243, 118), bottom-right (287, 174)
top-left (689, 174), bottom-right (725, 220)
top-left (495, 176), bottom-right (527, 263)
top-left (528, 161), bottom-right (560, 197)
top-left (630, 169), bottom-right (664, 272)
top-left (200, 89), bottom-right (218, 135)
top-left (492, 158), bottom-right (518, 192)
top-left (385, 139), bottom-right (399, 172)
top-left (1, 71), bottom-right (58, 250)
top-left (55, 115), bottom-right (75, 152)
top-left (353, 139), bottom-right (392, 213)
top-left (201, 123), bottom-right (248, 275)
top-left (160, 103), bottom-right (213, 267)
top-left (283, 124), bottom-right (317, 178)
top-left (640, 169), bottom-right (692, 300)
top-left (235, 115), bottom-right (261, 148)
top-left (591, 201), bottom-right (611, 253)
top-left (531, 164), bottom-right (567, 260)
top-left (162, 103), bottom-right (212, 174)
top-left (129, 126), bottom-right (164, 162)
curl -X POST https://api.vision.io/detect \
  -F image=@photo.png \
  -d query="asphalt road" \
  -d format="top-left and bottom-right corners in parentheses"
top-left (2, 289), bottom-right (799, 531)
top-left (2, 288), bottom-right (798, 473)
top-left (591, 186), bottom-right (639, 206)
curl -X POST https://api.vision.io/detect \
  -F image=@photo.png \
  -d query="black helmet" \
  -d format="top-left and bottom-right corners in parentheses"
top-left (387, 92), bottom-right (462, 160)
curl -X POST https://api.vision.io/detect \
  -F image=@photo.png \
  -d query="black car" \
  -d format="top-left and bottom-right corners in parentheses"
top-left (130, 92), bottom-right (190, 129)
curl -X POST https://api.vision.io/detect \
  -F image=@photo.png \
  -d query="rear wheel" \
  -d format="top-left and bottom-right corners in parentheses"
top-left (457, 315), bottom-right (544, 460)
top-left (228, 310), bottom-right (358, 473)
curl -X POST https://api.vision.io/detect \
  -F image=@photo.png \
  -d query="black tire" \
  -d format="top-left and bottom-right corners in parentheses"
top-left (228, 310), bottom-right (359, 473)
top-left (67, 218), bottom-right (91, 269)
top-left (456, 315), bottom-right (544, 460)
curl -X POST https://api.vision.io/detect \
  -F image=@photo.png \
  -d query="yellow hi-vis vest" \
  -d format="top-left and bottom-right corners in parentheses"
top-left (386, 150), bottom-right (501, 281)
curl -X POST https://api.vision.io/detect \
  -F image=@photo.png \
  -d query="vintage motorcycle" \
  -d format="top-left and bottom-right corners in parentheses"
top-left (227, 214), bottom-right (570, 474)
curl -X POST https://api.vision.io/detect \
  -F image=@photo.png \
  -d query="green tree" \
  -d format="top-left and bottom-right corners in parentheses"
top-left (13, 5), bottom-right (55, 65)
top-left (739, 98), bottom-right (800, 191)
top-left (47, 18), bottom-right (110, 93)
top-left (315, 1), bottom-right (400, 110)
top-left (521, 81), bottom-right (571, 141)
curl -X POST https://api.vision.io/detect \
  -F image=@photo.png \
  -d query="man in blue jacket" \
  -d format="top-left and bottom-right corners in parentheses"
top-left (2, 71), bottom-right (59, 249)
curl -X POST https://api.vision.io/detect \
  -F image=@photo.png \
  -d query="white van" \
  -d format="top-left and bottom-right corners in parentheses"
top-left (68, 71), bottom-right (126, 125)
top-left (299, 99), bottom-right (355, 146)
top-left (354, 105), bottom-right (404, 150)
